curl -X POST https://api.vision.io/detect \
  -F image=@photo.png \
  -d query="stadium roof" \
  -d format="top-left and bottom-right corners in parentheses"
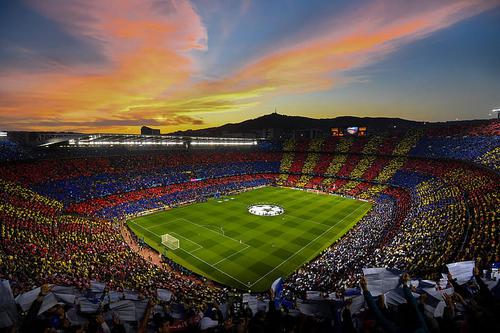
top-left (41, 133), bottom-right (261, 148)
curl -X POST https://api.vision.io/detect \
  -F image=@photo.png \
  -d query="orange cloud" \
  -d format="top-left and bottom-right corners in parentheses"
top-left (0, 0), bottom-right (207, 132)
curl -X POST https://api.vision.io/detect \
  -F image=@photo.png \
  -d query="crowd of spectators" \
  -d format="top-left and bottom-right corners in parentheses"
top-left (277, 148), bottom-right (498, 302)
top-left (69, 174), bottom-right (277, 220)
top-left (284, 195), bottom-right (401, 295)
top-left (4, 255), bottom-right (499, 333)
top-left (477, 146), bottom-right (499, 171)
top-left (0, 178), bottom-right (225, 311)
top-left (0, 151), bottom-right (280, 185)
top-left (409, 119), bottom-right (499, 170)
top-left (0, 152), bottom-right (281, 207)
top-left (295, 153), bottom-right (320, 187)
top-left (288, 153), bottom-right (308, 174)
top-left (0, 121), bottom-right (498, 332)
top-left (3, 253), bottom-right (498, 332)
top-left (277, 152), bottom-right (294, 182)
top-left (379, 177), bottom-right (467, 276)
top-left (32, 162), bottom-right (279, 205)
top-left (424, 119), bottom-right (500, 137)
top-left (410, 136), bottom-right (499, 168)
top-left (0, 140), bottom-right (32, 162)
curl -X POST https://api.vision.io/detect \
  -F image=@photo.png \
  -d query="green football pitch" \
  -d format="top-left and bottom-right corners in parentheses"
top-left (127, 186), bottom-right (371, 292)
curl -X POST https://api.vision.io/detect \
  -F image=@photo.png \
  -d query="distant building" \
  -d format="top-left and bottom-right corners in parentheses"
top-left (256, 128), bottom-right (284, 140)
top-left (7, 131), bottom-right (82, 146)
top-left (293, 129), bottom-right (325, 139)
top-left (221, 131), bottom-right (257, 138)
top-left (141, 126), bottom-right (160, 135)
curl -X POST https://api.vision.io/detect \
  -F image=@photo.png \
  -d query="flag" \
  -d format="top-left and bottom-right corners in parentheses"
top-left (271, 277), bottom-right (283, 299)
top-left (271, 277), bottom-right (283, 309)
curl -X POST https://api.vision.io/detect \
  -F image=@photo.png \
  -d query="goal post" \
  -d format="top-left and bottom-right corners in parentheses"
top-left (161, 234), bottom-right (180, 250)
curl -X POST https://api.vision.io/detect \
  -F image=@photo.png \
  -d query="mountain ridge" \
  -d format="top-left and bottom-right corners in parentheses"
top-left (168, 113), bottom-right (423, 136)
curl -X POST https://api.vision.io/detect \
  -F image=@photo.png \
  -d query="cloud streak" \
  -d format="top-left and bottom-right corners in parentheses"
top-left (1, 115), bottom-right (203, 132)
top-left (0, 0), bottom-right (207, 132)
top-left (204, 0), bottom-right (497, 95)
top-left (0, 0), bottom-right (497, 132)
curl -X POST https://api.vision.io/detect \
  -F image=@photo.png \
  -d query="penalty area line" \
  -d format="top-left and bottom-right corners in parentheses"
top-left (176, 247), bottom-right (250, 289)
top-left (212, 244), bottom-right (250, 267)
top-left (175, 218), bottom-right (245, 246)
top-left (128, 220), bottom-right (249, 289)
top-left (129, 220), bottom-right (204, 254)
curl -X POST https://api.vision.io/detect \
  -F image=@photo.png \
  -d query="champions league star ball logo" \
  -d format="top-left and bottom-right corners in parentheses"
top-left (248, 204), bottom-right (284, 216)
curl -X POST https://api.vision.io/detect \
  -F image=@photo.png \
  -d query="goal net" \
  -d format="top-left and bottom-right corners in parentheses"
top-left (161, 234), bottom-right (180, 250)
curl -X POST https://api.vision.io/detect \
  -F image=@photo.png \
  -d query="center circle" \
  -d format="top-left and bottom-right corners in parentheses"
top-left (248, 204), bottom-right (285, 216)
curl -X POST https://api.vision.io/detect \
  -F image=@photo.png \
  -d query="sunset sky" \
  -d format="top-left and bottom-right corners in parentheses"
top-left (1, 0), bottom-right (499, 133)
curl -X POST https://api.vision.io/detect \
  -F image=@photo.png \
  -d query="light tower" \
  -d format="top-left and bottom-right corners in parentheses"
top-left (492, 108), bottom-right (500, 119)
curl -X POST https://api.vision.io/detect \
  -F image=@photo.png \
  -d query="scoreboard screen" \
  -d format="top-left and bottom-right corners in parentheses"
top-left (331, 127), bottom-right (367, 137)
top-left (346, 127), bottom-right (359, 135)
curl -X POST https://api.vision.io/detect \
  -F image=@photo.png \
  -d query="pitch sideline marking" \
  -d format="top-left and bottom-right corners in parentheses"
top-left (145, 218), bottom-right (242, 245)
top-left (249, 202), bottom-right (370, 288)
top-left (129, 220), bottom-right (249, 288)
top-left (212, 244), bottom-right (250, 267)
top-left (135, 216), bottom-right (250, 265)
top-left (201, 224), bottom-right (225, 236)
top-left (176, 248), bottom-right (250, 289)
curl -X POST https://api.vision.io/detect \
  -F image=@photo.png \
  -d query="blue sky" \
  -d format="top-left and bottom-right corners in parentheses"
top-left (0, 0), bottom-right (499, 132)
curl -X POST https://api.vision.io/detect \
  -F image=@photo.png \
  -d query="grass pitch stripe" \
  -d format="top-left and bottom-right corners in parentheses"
top-left (249, 202), bottom-right (369, 287)
top-left (127, 186), bottom-right (371, 291)
top-left (129, 220), bottom-right (250, 288)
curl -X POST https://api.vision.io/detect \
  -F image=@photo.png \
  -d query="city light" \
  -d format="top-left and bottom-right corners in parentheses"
top-left (72, 140), bottom-right (184, 146)
top-left (190, 141), bottom-right (257, 146)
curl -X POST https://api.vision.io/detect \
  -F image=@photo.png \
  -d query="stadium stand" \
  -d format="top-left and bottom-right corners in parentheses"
top-left (0, 120), bottom-right (498, 332)
top-left (0, 139), bottom-right (31, 162)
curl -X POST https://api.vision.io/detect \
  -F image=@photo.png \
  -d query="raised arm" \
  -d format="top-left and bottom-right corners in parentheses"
top-left (401, 273), bottom-right (429, 333)
top-left (360, 277), bottom-right (398, 333)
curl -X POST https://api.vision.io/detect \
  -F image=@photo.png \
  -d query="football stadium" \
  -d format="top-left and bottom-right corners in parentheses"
top-left (1, 1), bottom-right (500, 332)
top-left (1, 121), bottom-right (499, 331)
